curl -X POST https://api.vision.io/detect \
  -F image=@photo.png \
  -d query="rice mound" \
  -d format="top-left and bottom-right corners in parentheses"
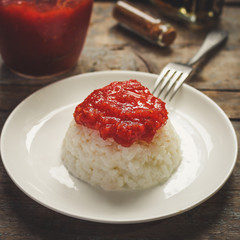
top-left (62, 120), bottom-right (182, 191)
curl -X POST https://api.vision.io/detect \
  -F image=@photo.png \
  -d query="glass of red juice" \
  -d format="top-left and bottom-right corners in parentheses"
top-left (0, 0), bottom-right (93, 78)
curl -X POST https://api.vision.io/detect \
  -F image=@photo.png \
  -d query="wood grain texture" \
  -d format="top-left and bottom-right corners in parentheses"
top-left (0, 1), bottom-right (239, 239)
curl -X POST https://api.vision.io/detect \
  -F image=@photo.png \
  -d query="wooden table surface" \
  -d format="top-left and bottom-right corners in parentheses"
top-left (0, 1), bottom-right (239, 239)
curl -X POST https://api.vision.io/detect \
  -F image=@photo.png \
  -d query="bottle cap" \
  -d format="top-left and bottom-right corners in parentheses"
top-left (158, 25), bottom-right (177, 46)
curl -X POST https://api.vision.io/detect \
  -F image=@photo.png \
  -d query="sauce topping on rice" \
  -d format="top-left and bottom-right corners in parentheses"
top-left (74, 79), bottom-right (168, 147)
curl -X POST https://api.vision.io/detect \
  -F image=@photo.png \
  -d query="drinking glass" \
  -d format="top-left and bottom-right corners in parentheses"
top-left (0, 0), bottom-right (93, 78)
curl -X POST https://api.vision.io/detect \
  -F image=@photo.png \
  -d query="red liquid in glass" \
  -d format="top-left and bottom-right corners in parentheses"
top-left (0, 0), bottom-right (93, 77)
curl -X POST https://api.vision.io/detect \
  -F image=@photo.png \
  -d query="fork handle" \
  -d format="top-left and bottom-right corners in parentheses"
top-left (187, 29), bottom-right (228, 66)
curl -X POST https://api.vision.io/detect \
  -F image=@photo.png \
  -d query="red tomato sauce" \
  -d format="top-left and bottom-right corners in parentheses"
top-left (0, 0), bottom-right (93, 77)
top-left (74, 80), bottom-right (168, 147)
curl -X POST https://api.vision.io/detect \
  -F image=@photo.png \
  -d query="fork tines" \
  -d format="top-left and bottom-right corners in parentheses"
top-left (152, 63), bottom-right (192, 101)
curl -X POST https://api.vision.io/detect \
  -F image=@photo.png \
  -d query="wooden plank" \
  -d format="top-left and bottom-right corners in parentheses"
top-left (73, 2), bottom-right (240, 91)
top-left (202, 90), bottom-right (240, 119)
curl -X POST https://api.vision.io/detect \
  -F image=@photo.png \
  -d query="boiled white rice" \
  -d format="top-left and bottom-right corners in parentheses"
top-left (62, 119), bottom-right (182, 191)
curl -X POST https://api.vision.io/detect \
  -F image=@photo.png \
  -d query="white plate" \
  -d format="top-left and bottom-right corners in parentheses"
top-left (0, 71), bottom-right (238, 223)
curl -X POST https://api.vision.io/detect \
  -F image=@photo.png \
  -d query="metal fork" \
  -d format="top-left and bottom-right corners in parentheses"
top-left (152, 29), bottom-right (228, 101)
